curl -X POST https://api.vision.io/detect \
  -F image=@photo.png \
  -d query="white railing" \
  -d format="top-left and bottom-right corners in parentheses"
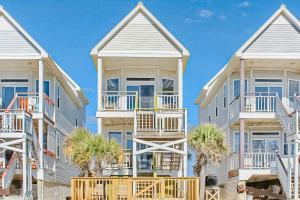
top-left (156, 92), bottom-right (179, 109)
top-left (135, 109), bottom-right (186, 136)
top-left (0, 110), bottom-right (31, 133)
top-left (2, 153), bottom-right (17, 189)
top-left (101, 91), bottom-right (138, 111)
top-left (244, 152), bottom-right (276, 169)
top-left (229, 151), bottom-right (239, 171)
top-left (275, 96), bottom-right (296, 135)
top-left (244, 93), bottom-right (277, 112)
top-left (275, 153), bottom-right (290, 198)
top-left (43, 151), bottom-right (55, 171)
top-left (106, 150), bottom-right (132, 169)
top-left (32, 125), bottom-right (40, 168)
top-left (229, 97), bottom-right (240, 123)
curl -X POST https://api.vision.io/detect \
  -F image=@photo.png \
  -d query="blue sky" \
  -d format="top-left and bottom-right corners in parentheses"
top-left (1, 0), bottom-right (299, 132)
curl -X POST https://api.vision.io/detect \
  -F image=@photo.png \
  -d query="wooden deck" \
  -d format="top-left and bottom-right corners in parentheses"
top-left (71, 177), bottom-right (200, 200)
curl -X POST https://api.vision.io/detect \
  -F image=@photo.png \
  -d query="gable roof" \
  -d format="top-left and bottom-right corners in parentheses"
top-left (236, 4), bottom-right (300, 57)
top-left (91, 2), bottom-right (189, 59)
top-left (0, 5), bottom-right (48, 58)
top-left (196, 4), bottom-right (300, 106)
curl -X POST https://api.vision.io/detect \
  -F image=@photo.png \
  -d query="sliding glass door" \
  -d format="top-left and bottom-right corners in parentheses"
top-left (127, 85), bottom-right (154, 109)
top-left (2, 86), bottom-right (28, 108)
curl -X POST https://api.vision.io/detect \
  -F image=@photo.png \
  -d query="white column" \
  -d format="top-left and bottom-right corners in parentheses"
top-left (38, 60), bottom-right (44, 173)
top-left (38, 60), bottom-right (44, 113)
top-left (288, 142), bottom-right (292, 198)
top-left (22, 140), bottom-right (28, 198)
top-left (97, 57), bottom-right (103, 135)
top-left (239, 59), bottom-right (245, 168)
top-left (178, 58), bottom-right (183, 108)
top-left (294, 141), bottom-right (299, 199)
top-left (183, 141), bottom-right (188, 177)
top-left (133, 141), bottom-right (137, 177)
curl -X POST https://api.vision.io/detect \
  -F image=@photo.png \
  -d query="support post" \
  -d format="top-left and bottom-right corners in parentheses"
top-left (97, 57), bottom-right (103, 135)
top-left (22, 140), bottom-right (28, 198)
top-left (38, 60), bottom-right (44, 113)
top-left (133, 141), bottom-right (137, 177)
top-left (295, 141), bottom-right (299, 199)
top-left (183, 141), bottom-right (188, 177)
top-left (178, 58), bottom-right (183, 108)
top-left (239, 59), bottom-right (245, 169)
top-left (288, 142), bottom-right (292, 198)
top-left (38, 60), bottom-right (44, 176)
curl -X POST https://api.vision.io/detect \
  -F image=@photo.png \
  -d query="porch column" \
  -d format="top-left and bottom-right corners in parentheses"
top-left (183, 141), bottom-right (188, 177)
top-left (178, 58), bottom-right (183, 108)
top-left (133, 141), bottom-right (137, 177)
top-left (295, 141), bottom-right (299, 199)
top-left (22, 140), bottom-right (28, 198)
top-left (97, 57), bottom-right (103, 134)
top-left (288, 142), bottom-right (292, 198)
top-left (38, 60), bottom-right (44, 172)
top-left (239, 59), bottom-right (245, 168)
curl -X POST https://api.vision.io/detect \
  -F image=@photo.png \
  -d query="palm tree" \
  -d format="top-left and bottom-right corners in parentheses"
top-left (188, 124), bottom-right (229, 199)
top-left (64, 128), bottom-right (124, 176)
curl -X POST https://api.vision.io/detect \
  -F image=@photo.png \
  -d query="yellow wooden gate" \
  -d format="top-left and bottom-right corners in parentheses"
top-left (71, 177), bottom-right (200, 200)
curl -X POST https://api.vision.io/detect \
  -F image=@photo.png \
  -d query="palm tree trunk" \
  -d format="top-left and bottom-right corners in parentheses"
top-left (200, 166), bottom-right (206, 200)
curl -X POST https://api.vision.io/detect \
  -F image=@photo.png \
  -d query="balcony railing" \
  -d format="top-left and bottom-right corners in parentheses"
top-left (106, 150), bottom-right (132, 169)
top-left (243, 93), bottom-right (277, 112)
top-left (229, 151), bottom-right (276, 170)
top-left (100, 91), bottom-right (180, 111)
top-left (6, 93), bottom-right (55, 120)
top-left (101, 91), bottom-right (138, 111)
top-left (156, 92), bottom-right (179, 109)
top-left (0, 110), bottom-right (31, 133)
top-left (135, 109), bottom-right (186, 137)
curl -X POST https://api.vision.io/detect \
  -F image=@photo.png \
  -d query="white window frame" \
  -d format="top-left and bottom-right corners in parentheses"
top-left (232, 79), bottom-right (248, 100)
top-left (56, 132), bottom-right (60, 159)
top-left (233, 131), bottom-right (249, 153)
top-left (288, 78), bottom-right (299, 108)
top-left (250, 131), bottom-right (281, 153)
top-left (35, 79), bottom-right (51, 97)
top-left (108, 131), bottom-right (123, 147)
top-left (161, 77), bottom-right (175, 92)
top-left (223, 83), bottom-right (227, 109)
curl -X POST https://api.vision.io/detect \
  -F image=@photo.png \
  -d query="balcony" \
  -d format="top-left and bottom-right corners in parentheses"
top-left (6, 93), bottom-right (55, 120)
top-left (229, 93), bottom-right (278, 124)
top-left (106, 149), bottom-right (132, 169)
top-left (135, 109), bottom-right (186, 138)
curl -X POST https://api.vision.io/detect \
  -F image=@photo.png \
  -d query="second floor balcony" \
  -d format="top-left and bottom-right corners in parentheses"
top-left (99, 91), bottom-right (180, 111)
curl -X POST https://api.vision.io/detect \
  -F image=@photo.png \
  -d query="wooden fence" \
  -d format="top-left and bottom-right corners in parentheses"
top-left (71, 177), bottom-right (200, 200)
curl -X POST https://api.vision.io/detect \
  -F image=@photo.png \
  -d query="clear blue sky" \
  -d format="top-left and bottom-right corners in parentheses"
top-left (1, 0), bottom-right (299, 131)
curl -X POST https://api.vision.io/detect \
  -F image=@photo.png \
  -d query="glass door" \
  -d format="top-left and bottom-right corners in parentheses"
top-left (255, 86), bottom-right (282, 111)
top-left (127, 85), bottom-right (154, 109)
top-left (2, 86), bottom-right (28, 109)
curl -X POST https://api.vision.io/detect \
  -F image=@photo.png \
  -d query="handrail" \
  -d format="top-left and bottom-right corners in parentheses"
top-left (275, 151), bottom-right (287, 175)
top-left (2, 152), bottom-right (17, 189)
top-left (275, 96), bottom-right (296, 135)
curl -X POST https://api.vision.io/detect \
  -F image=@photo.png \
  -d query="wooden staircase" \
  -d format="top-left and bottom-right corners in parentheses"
top-left (291, 176), bottom-right (300, 198)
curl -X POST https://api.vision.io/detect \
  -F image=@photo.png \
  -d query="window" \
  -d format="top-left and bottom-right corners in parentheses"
top-left (255, 79), bottom-right (282, 83)
top-left (108, 132), bottom-right (122, 146)
top-left (284, 133), bottom-right (288, 155)
top-left (215, 96), bottom-right (218, 117)
top-left (43, 132), bottom-right (48, 150)
top-left (234, 132), bottom-right (248, 152)
top-left (75, 118), bottom-right (78, 127)
top-left (57, 85), bottom-right (60, 108)
top-left (107, 78), bottom-right (119, 91)
top-left (36, 80), bottom-right (50, 97)
top-left (208, 116), bottom-right (211, 123)
top-left (252, 132), bottom-right (279, 136)
top-left (56, 133), bottom-right (60, 159)
top-left (233, 80), bottom-right (248, 98)
top-left (289, 80), bottom-right (299, 108)
top-left (126, 132), bottom-right (133, 150)
top-left (223, 84), bottom-right (227, 108)
top-left (162, 79), bottom-right (174, 92)
top-left (126, 78), bottom-right (155, 81)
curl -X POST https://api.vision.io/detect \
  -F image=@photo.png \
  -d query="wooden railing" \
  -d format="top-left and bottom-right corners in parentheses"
top-left (71, 177), bottom-right (200, 200)
top-left (100, 91), bottom-right (138, 111)
top-left (135, 109), bottom-right (186, 137)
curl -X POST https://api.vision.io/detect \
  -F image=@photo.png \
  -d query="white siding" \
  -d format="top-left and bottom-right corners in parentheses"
top-left (0, 13), bottom-right (39, 56)
top-left (101, 11), bottom-right (180, 54)
top-left (244, 14), bottom-right (300, 54)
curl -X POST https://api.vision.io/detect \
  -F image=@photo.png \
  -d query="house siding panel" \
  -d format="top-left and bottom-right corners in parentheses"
top-left (244, 14), bottom-right (300, 54)
top-left (101, 12), bottom-right (180, 54)
top-left (0, 14), bottom-right (39, 56)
